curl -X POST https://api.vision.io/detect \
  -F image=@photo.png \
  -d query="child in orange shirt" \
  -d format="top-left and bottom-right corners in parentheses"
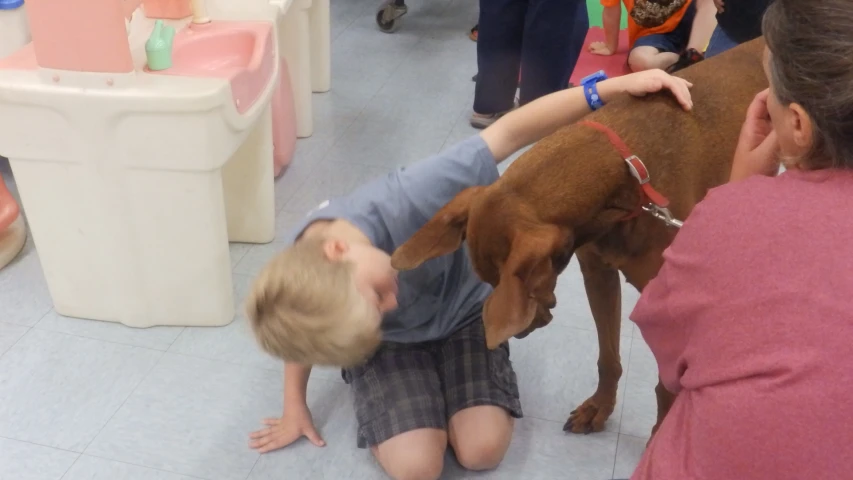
top-left (591, 0), bottom-right (709, 72)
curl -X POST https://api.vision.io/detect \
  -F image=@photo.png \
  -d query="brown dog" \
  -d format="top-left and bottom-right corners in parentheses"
top-left (390, 38), bottom-right (768, 436)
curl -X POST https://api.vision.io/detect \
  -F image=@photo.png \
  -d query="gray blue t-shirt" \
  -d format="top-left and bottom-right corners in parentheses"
top-left (284, 135), bottom-right (498, 343)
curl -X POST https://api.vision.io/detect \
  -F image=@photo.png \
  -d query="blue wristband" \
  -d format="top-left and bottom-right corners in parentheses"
top-left (580, 70), bottom-right (608, 111)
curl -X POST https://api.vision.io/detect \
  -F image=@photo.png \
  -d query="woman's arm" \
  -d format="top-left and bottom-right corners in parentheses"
top-left (481, 69), bottom-right (694, 162)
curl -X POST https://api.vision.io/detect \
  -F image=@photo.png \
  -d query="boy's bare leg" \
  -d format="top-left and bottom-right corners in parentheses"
top-left (371, 428), bottom-right (447, 480)
top-left (629, 47), bottom-right (680, 72)
top-left (448, 405), bottom-right (514, 471)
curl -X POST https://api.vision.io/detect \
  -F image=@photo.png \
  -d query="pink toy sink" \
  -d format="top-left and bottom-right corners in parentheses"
top-left (147, 21), bottom-right (275, 114)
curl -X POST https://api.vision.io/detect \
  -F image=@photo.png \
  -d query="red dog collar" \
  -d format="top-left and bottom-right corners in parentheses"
top-left (580, 121), bottom-right (672, 215)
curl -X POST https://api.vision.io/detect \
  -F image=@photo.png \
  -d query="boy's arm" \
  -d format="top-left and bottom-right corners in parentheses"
top-left (602, 4), bottom-right (622, 51)
top-left (249, 362), bottom-right (325, 453)
top-left (481, 70), bottom-right (695, 162)
top-left (284, 362), bottom-right (312, 406)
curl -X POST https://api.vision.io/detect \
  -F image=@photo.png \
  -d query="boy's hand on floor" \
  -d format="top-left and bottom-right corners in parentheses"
top-left (589, 41), bottom-right (615, 56)
top-left (249, 404), bottom-right (326, 453)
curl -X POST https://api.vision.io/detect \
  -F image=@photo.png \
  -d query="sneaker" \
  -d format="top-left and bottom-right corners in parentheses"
top-left (469, 101), bottom-right (518, 129)
top-left (469, 112), bottom-right (506, 129)
top-left (665, 48), bottom-right (704, 73)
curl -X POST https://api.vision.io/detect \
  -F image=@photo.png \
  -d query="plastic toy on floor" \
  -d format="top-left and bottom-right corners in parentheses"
top-left (0, 0), bottom-right (298, 328)
top-left (0, 176), bottom-right (25, 270)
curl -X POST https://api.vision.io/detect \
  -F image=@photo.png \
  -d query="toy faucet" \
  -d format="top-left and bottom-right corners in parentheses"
top-left (145, 20), bottom-right (176, 71)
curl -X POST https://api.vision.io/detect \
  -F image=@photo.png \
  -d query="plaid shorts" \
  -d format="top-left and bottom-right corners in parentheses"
top-left (342, 319), bottom-right (523, 448)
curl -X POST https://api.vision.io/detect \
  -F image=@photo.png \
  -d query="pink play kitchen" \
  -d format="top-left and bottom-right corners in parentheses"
top-left (0, 0), bottom-right (329, 328)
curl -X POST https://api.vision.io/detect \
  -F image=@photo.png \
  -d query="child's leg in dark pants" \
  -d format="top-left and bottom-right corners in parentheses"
top-left (474, 0), bottom-right (527, 116)
top-left (474, 0), bottom-right (588, 122)
top-left (518, 0), bottom-right (588, 105)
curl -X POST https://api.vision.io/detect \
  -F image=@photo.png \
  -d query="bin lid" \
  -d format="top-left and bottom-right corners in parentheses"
top-left (0, 0), bottom-right (24, 9)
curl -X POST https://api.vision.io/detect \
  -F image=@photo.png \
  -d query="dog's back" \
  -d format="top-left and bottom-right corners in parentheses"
top-left (500, 39), bottom-right (769, 230)
top-left (593, 38), bottom-right (768, 216)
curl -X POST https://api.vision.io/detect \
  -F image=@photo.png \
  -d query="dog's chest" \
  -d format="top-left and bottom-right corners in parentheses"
top-left (584, 220), bottom-right (671, 268)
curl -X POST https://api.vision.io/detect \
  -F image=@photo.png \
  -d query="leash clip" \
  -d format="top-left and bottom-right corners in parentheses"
top-left (642, 204), bottom-right (683, 229)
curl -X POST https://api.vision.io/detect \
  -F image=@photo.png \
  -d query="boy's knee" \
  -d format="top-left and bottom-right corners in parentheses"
top-left (628, 51), bottom-right (654, 72)
top-left (453, 434), bottom-right (510, 471)
top-left (384, 458), bottom-right (444, 480)
top-left (449, 407), bottom-right (514, 471)
top-left (373, 429), bottom-right (446, 480)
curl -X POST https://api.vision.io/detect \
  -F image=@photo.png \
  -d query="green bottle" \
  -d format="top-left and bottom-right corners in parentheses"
top-left (146, 20), bottom-right (176, 71)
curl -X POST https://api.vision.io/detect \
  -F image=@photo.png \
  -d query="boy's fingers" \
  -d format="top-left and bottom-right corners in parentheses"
top-left (249, 427), bottom-right (271, 439)
top-left (262, 418), bottom-right (280, 426)
top-left (258, 439), bottom-right (287, 453)
top-left (665, 78), bottom-right (693, 110)
top-left (249, 431), bottom-right (276, 446)
top-left (249, 436), bottom-right (271, 449)
top-left (305, 428), bottom-right (326, 447)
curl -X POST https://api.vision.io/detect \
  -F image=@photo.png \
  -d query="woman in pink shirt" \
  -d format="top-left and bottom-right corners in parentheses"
top-left (624, 0), bottom-right (853, 479)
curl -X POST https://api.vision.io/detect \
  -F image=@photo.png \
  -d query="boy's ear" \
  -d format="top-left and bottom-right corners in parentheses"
top-left (321, 239), bottom-right (349, 261)
top-left (391, 186), bottom-right (484, 270)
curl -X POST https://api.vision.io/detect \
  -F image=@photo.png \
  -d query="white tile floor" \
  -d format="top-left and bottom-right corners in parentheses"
top-left (0, 0), bottom-right (657, 478)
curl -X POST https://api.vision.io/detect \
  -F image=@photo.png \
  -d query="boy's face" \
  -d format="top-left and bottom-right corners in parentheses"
top-left (328, 240), bottom-right (399, 315)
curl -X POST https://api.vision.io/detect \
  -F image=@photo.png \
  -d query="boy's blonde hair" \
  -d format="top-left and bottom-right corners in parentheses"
top-left (245, 237), bottom-right (382, 367)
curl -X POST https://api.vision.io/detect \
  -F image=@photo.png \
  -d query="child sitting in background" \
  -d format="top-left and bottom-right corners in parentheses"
top-left (245, 69), bottom-right (693, 480)
top-left (591, 0), bottom-right (711, 72)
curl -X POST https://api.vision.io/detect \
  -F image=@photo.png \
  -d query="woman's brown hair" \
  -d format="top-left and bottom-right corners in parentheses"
top-left (762, 0), bottom-right (853, 169)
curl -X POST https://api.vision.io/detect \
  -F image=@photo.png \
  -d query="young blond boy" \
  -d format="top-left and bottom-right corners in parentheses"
top-left (245, 69), bottom-right (694, 480)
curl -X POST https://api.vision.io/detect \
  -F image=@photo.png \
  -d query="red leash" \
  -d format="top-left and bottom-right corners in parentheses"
top-left (579, 120), bottom-right (672, 221)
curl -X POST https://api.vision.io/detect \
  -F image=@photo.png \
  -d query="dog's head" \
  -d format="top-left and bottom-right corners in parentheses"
top-left (391, 186), bottom-right (574, 349)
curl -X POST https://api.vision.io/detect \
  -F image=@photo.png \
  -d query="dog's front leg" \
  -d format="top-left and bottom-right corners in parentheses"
top-left (651, 378), bottom-right (676, 441)
top-left (621, 252), bottom-right (677, 443)
top-left (564, 250), bottom-right (622, 434)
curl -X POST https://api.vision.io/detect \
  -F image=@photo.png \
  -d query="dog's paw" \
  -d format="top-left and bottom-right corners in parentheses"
top-left (562, 397), bottom-right (615, 434)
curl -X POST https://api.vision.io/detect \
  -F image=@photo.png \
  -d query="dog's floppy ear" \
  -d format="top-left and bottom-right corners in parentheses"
top-left (391, 186), bottom-right (484, 271)
top-left (483, 224), bottom-right (570, 348)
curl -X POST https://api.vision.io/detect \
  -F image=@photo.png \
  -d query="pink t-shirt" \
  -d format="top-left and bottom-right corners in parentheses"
top-left (630, 168), bottom-right (853, 480)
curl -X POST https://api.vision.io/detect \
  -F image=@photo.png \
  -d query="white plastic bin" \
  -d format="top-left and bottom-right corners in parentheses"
top-left (0, 0), bottom-right (30, 60)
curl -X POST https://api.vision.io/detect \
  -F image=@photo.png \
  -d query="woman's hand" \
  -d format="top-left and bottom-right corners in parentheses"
top-left (730, 89), bottom-right (781, 182)
top-left (599, 69), bottom-right (694, 111)
top-left (713, 0), bottom-right (724, 13)
top-left (589, 41), bottom-right (616, 56)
